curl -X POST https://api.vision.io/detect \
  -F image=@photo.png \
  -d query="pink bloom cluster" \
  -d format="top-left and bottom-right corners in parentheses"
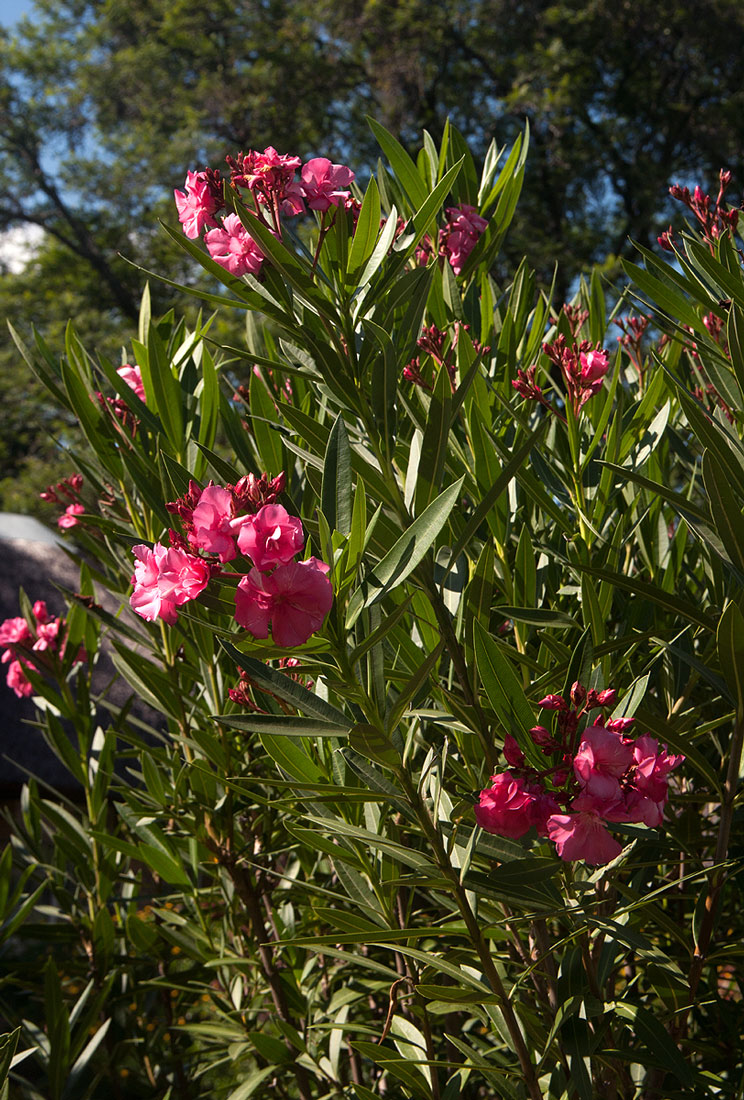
top-left (514, 334), bottom-right (610, 417)
top-left (439, 204), bottom-right (488, 274)
top-left (175, 147), bottom-right (355, 279)
top-left (130, 542), bottom-right (212, 625)
top-left (661, 169), bottom-right (739, 253)
top-left (40, 474), bottom-right (86, 530)
top-left (205, 214), bottom-right (266, 278)
top-left (117, 363), bottom-right (146, 402)
top-left (0, 601), bottom-right (84, 698)
top-left (166, 472), bottom-right (287, 562)
top-left (234, 505), bottom-right (333, 648)
top-left (173, 168), bottom-right (225, 239)
top-left (133, 473), bottom-right (332, 647)
top-left (403, 322), bottom-right (490, 392)
top-left (475, 682), bottom-right (684, 866)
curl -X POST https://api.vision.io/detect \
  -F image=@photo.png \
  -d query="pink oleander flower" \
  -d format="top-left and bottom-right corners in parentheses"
top-left (579, 349), bottom-right (610, 385)
top-left (237, 147), bottom-right (302, 192)
top-left (300, 157), bottom-right (355, 213)
top-left (236, 504), bottom-right (304, 572)
top-left (227, 148), bottom-right (305, 216)
top-left (439, 204), bottom-right (488, 274)
top-left (33, 601), bottom-right (50, 624)
top-left (174, 169), bottom-right (223, 239)
top-left (233, 569), bottom-right (274, 639)
top-left (130, 542), bottom-right (210, 625)
top-left (6, 658), bottom-right (33, 698)
top-left (0, 616), bottom-right (33, 650)
top-left (116, 363), bottom-right (146, 402)
top-left (503, 733), bottom-right (525, 767)
top-left (190, 485), bottom-right (239, 563)
top-left (32, 619), bottom-right (62, 652)
top-left (58, 503), bottom-right (85, 529)
top-left (573, 725), bottom-right (634, 801)
top-left (474, 772), bottom-right (537, 839)
top-left (614, 735), bottom-right (684, 825)
top-left (1, 602), bottom-right (84, 697)
top-left (547, 794), bottom-right (624, 865)
top-left (235, 557), bottom-right (333, 647)
top-left (204, 213), bottom-right (265, 277)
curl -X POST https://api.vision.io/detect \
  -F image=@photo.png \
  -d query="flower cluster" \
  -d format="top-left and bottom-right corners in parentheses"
top-left (661, 169), bottom-right (740, 253)
top-left (93, 363), bottom-right (146, 438)
top-left (403, 322), bottom-right (490, 392)
top-left (0, 601), bottom-right (85, 698)
top-left (132, 477), bottom-right (333, 647)
top-left (130, 543), bottom-right (213, 625)
top-left (165, 472), bottom-right (286, 561)
top-left (40, 474), bottom-right (86, 530)
top-left (438, 204), bottom-right (488, 274)
top-left (514, 334), bottom-right (610, 417)
top-left (475, 682), bottom-right (684, 866)
top-left (175, 147), bottom-right (355, 278)
top-left (234, 507), bottom-right (333, 648)
top-left (615, 313), bottom-right (651, 386)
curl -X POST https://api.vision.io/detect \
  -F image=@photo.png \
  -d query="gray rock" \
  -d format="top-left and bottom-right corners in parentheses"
top-left (0, 515), bottom-right (162, 797)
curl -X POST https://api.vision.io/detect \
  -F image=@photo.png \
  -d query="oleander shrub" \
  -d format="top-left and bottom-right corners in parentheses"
top-left (0, 122), bottom-right (742, 1100)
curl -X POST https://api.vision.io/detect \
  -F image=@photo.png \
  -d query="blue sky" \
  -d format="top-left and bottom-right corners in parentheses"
top-left (1, 0), bottom-right (35, 28)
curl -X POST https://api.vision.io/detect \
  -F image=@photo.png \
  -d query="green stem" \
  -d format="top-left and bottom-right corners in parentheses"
top-left (396, 768), bottom-right (543, 1100)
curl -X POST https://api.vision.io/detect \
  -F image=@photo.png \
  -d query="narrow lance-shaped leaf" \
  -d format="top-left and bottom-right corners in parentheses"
top-left (474, 620), bottom-right (543, 768)
top-left (321, 414), bottom-right (353, 534)
top-left (346, 477), bottom-right (465, 624)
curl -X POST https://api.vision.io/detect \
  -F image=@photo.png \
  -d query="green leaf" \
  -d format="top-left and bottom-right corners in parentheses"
top-left (726, 304), bottom-right (744, 397)
top-left (351, 1041), bottom-right (433, 1099)
top-left (249, 370), bottom-right (284, 476)
top-left (367, 118), bottom-right (429, 210)
top-left (139, 843), bottom-right (191, 886)
top-left (348, 176), bottom-right (382, 276)
top-left (144, 320), bottom-right (185, 453)
top-left (349, 723), bottom-right (400, 769)
top-left (220, 643), bottom-right (348, 725)
top-left (613, 1002), bottom-right (695, 1086)
top-left (574, 563), bottom-right (716, 633)
top-left (225, 1068), bottom-right (278, 1100)
top-left (347, 478), bottom-right (464, 624)
top-left (474, 621), bottom-right (542, 767)
top-left (415, 363), bottom-right (452, 513)
top-left (261, 734), bottom-right (327, 785)
top-left (365, 319), bottom-right (398, 455)
top-left (717, 602), bottom-right (744, 719)
top-left (703, 451), bottom-right (744, 573)
top-left (216, 714), bottom-right (349, 738)
top-left (322, 414), bottom-right (353, 535)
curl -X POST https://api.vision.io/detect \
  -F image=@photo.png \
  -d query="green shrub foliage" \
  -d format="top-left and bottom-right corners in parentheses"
top-left (0, 122), bottom-right (743, 1099)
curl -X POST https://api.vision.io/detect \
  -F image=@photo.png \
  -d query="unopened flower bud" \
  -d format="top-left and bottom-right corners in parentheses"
top-left (530, 725), bottom-right (553, 746)
top-left (503, 734), bottom-right (525, 767)
top-left (606, 716), bottom-right (635, 732)
top-left (570, 681), bottom-right (586, 707)
top-left (539, 694), bottom-right (567, 711)
top-left (596, 688), bottom-right (617, 706)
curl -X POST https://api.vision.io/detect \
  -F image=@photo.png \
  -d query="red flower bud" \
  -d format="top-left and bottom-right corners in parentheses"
top-left (503, 734), bottom-right (525, 767)
top-left (570, 681), bottom-right (586, 707)
top-left (539, 694), bottom-right (567, 711)
top-left (596, 688), bottom-right (617, 706)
